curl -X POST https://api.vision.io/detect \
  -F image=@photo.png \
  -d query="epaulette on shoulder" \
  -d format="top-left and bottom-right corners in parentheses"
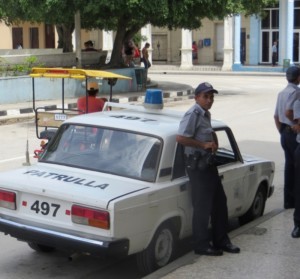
top-left (193, 109), bottom-right (200, 115)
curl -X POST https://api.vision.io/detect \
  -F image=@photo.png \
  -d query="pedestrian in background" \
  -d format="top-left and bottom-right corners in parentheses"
top-left (124, 40), bottom-right (135, 67)
top-left (83, 40), bottom-right (97, 52)
top-left (274, 66), bottom-right (300, 209)
top-left (141, 42), bottom-right (151, 69)
top-left (272, 41), bottom-right (278, 66)
top-left (176, 82), bottom-right (240, 256)
top-left (192, 41), bottom-right (198, 64)
top-left (77, 81), bottom-right (105, 114)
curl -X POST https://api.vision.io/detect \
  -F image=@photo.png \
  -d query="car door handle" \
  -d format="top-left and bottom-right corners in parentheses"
top-left (180, 184), bottom-right (187, 192)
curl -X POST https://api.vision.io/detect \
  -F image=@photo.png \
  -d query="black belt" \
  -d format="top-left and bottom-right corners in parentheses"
top-left (281, 124), bottom-right (295, 134)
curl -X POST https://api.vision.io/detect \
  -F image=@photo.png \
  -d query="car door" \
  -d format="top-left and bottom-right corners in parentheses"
top-left (172, 143), bottom-right (193, 237)
top-left (214, 128), bottom-right (246, 218)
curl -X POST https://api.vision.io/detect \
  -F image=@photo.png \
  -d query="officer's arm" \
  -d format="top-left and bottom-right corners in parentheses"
top-left (176, 135), bottom-right (215, 151)
top-left (274, 115), bottom-right (281, 133)
top-left (285, 109), bottom-right (294, 122)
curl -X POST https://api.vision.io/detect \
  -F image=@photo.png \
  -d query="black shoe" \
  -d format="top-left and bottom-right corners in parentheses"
top-left (291, 226), bottom-right (300, 238)
top-left (219, 243), bottom-right (240, 253)
top-left (194, 247), bottom-right (223, 256)
top-left (284, 202), bottom-right (295, 209)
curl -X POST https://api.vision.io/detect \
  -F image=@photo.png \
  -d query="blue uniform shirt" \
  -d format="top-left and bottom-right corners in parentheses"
top-left (274, 83), bottom-right (300, 126)
top-left (177, 103), bottom-right (213, 155)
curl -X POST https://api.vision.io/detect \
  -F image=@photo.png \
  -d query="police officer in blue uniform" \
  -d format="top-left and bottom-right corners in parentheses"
top-left (176, 82), bottom-right (240, 256)
top-left (274, 66), bottom-right (300, 209)
top-left (291, 99), bottom-right (300, 237)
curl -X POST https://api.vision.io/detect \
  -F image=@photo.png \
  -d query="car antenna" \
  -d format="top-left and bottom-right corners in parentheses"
top-left (23, 139), bottom-right (31, 166)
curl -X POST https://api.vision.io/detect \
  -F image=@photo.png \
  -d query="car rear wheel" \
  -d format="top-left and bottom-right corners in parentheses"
top-left (136, 222), bottom-right (177, 275)
top-left (27, 242), bottom-right (56, 253)
top-left (239, 184), bottom-right (267, 225)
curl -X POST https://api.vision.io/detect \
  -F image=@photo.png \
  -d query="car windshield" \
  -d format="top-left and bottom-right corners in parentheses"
top-left (40, 124), bottom-right (162, 182)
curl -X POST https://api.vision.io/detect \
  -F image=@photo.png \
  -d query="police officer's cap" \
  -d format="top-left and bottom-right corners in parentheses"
top-left (195, 82), bottom-right (218, 95)
top-left (286, 66), bottom-right (300, 82)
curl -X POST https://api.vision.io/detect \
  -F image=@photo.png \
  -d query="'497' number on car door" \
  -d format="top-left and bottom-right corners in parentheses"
top-left (30, 201), bottom-right (60, 217)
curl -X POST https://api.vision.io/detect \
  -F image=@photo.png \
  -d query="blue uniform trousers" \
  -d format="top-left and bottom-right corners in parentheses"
top-left (293, 144), bottom-right (300, 225)
top-left (280, 128), bottom-right (298, 208)
top-left (187, 165), bottom-right (230, 250)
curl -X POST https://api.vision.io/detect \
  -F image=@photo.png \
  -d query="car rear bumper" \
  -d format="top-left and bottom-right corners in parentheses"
top-left (0, 217), bottom-right (129, 258)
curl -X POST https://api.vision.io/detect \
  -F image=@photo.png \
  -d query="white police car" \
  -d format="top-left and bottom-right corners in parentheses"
top-left (0, 93), bottom-right (274, 275)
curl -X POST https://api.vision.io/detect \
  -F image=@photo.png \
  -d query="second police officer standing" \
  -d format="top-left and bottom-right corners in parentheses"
top-left (274, 66), bottom-right (300, 209)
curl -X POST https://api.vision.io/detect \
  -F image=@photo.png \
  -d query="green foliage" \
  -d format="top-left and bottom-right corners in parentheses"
top-left (132, 34), bottom-right (148, 47)
top-left (0, 0), bottom-right (278, 67)
top-left (0, 55), bottom-right (43, 76)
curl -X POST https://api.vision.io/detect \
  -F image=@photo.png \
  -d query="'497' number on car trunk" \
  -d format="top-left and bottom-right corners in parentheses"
top-left (30, 201), bottom-right (60, 217)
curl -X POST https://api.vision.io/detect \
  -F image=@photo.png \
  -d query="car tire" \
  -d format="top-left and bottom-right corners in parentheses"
top-left (136, 222), bottom-right (177, 275)
top-left (239, 184), bottom-right (267, 225)
top-left (27, 242), bottom-right (56, 253)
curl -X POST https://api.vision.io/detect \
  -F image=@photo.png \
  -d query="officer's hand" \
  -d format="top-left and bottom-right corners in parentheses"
top-left (204, 142), bottom-right (218, 153)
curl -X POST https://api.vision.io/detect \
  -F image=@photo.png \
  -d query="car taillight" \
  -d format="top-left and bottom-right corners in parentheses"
top-left (71, 205), bottom-right (110, 230)
top-left (0, 189), bottom-right (16, 210)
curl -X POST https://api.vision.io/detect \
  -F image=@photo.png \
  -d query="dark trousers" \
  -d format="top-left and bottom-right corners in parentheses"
top-left (293, 144), bottom-right (300, 225)
top-left (187, 165), bottom-right (230, 250)
top-left (280, 129), bottom-right (298, 208)
top-left (272, 53), bottom-right (277, 66)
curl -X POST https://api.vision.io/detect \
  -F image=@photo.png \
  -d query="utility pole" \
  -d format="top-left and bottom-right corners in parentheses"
top-left (75, 11), bottom-right (82, 68)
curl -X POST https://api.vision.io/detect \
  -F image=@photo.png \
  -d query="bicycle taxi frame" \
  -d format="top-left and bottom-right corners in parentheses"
top-left (30, 67), bottom-right (131, 157)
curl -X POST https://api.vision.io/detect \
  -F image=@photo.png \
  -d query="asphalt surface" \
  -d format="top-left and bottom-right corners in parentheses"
top-left (0, 66), bottom-right (295, 279)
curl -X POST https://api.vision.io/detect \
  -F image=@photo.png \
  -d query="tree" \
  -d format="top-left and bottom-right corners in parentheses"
top-left (0, 0), bottom-right (77, 52)
top-left (0, 0), bottom-right (277, 67)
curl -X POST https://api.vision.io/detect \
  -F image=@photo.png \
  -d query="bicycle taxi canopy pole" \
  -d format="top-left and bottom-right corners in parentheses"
top-left (29, 67), bottom-right (131, 139)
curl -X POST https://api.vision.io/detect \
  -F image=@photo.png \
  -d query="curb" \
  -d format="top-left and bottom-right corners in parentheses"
top-left (0, 88), bottom-right (194, 122)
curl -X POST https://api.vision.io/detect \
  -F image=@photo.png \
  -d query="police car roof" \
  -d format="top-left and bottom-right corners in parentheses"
top-left (64, 105), bottom-right (228, 138)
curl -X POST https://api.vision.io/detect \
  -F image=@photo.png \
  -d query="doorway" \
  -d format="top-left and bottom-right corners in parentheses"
top-left (45, 24), bottom-right (55, 48)
top-left (261, 31), bottom-right (279, 63)
top-left (240, 29), bottom-right (246, 64)
top-left (152, 34), bottom-right (167, 61)
top-left (12, 27), bottom-right (23, 49)
top-left (294, 32), bottom-right (300, 63)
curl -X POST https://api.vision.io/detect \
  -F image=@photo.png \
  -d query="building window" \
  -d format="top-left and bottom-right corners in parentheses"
top-left (295, 6), bottom-right (300, 29)
top-left (261, 8), bottom-right (279, 63)
top-left (30, 27), bottom-right (39, 48)
top-left (12, 27), bottom-right (23, 49)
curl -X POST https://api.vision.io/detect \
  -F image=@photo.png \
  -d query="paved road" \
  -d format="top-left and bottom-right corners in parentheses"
top-left (0, 73), bottom-right (286, 278)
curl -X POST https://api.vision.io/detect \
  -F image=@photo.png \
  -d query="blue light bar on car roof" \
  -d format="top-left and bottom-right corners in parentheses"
top-left (144, 89), bottom-right (164, 109)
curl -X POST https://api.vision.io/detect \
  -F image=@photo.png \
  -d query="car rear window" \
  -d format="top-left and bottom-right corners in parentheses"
top-left (40, 124), bottom-right (162, 182)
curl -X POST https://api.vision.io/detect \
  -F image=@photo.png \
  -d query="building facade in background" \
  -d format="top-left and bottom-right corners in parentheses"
top-left (0, 0), bottom-right (299, 71)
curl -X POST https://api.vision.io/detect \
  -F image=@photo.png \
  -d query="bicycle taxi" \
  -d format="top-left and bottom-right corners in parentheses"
top-left (30, 67), bottom-right (131, 156)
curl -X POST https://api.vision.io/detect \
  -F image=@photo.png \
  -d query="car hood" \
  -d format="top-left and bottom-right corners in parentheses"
top-left (0, 164), bottom-right (150, 208)
top-left (242, 153), bottom-right (272, 164)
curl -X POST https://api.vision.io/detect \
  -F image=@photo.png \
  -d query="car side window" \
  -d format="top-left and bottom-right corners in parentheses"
top-left (172, 143), bottom-right (187, 179)
top-left (214, 128), bottom-right (239, 166)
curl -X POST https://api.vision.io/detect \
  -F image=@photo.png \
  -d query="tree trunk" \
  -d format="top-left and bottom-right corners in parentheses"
top-left (55, 23), bottom-right (75, 52)
top-left (107, 17), bottom-right (144, 68)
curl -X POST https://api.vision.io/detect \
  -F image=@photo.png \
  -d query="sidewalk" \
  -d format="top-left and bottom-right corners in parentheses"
top-left (145, 208), bottom-right (300, 279)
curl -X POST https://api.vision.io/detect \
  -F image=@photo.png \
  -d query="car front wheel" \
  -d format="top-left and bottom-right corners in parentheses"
top-left (136, 222), bottom-right (177, 275)
top-left (239, 184), bottom-right (267, 225)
